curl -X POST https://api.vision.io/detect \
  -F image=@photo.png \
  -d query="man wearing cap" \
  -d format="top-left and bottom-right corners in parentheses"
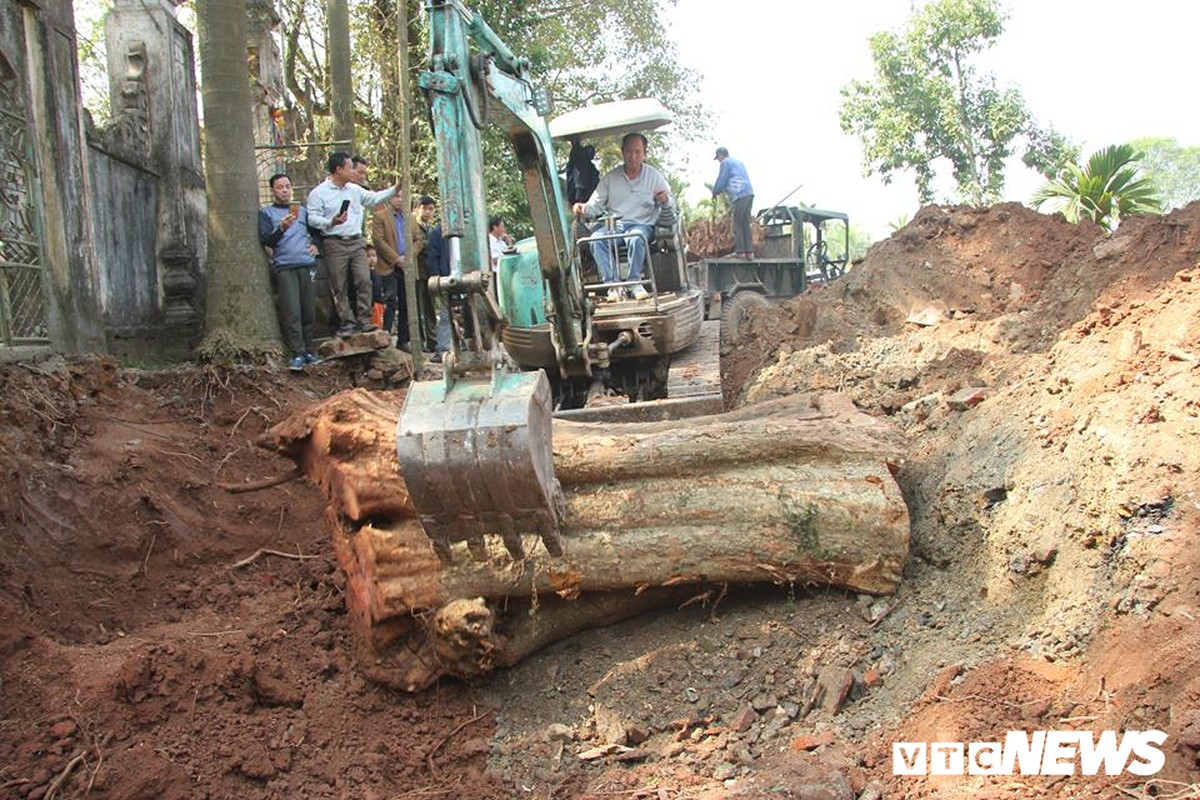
top-left (712, 146), bottom-right (755, 258)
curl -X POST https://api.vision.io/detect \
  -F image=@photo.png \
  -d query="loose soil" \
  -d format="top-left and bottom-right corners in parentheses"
top-left (3, 201), bottom-right (1200, 799)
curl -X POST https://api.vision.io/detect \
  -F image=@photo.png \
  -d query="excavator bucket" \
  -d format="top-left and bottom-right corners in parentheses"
top-left (396, 370), bottom-right (564, 562)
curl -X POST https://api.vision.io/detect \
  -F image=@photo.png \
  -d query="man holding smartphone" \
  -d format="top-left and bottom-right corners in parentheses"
top-left (259, 172), bottom-right (319, 370)
top-left (306, 151), bottom-right (400, 336)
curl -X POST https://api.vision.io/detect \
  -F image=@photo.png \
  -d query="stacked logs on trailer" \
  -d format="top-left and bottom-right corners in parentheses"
top-left (684, 212), bottom-right (765, 259)
top-left (259, 389), bottom-right (911, 691)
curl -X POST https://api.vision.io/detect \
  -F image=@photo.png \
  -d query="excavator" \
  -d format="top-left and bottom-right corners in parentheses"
top-left (396, 0), bottom-right (719, 561)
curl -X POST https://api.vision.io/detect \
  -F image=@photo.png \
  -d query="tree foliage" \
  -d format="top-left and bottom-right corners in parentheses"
top-left (1129, 137), bottom-right (1200, 211)
top-left (839, 0), bottom-right (1075, 206)
top-left (78, 0), bottom-right (704, 237)
top-left (268, 0), bottom-right (705, 237)
top-left (1032, 144), bottom-right (1162, 231)
top-left (73, 0), bottom-right (113, 122)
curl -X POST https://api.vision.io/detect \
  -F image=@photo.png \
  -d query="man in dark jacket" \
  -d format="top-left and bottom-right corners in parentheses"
top-left (424, 221), bottom-right (453, 361)
top-left (259, 172), bottom-right (319, 370)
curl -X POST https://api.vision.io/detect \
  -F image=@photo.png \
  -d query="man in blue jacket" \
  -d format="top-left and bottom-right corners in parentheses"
top-left (712, 146), bottom-right (756, 258)
top-left (259, 172), bottom-right (319, 371)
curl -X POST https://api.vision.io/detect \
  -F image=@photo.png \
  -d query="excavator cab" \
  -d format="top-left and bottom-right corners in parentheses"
top-left (495, 98), bottom-right (706, 412)
top-left (547, 99), bottom-right (679, 303)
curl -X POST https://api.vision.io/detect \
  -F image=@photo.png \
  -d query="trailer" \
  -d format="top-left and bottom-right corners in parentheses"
top-left (694, 205), bottom-right (849, 353)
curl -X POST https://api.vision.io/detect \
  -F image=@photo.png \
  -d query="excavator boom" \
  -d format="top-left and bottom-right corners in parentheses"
top-left (396, 0), bottom-right (580, 561)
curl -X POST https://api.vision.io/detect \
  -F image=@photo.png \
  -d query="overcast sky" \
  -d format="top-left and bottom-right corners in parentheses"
top-left (664, 0), bottom-right (1199, 240)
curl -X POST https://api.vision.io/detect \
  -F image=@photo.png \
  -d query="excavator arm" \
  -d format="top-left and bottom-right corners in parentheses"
top-left (418, 0), bottom-right (583, 364)
top-left (396, 0), bottom-right (582, 562)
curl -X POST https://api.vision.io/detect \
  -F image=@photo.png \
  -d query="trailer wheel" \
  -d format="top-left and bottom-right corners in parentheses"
top-left (720, 292), bottom-right (769, 355)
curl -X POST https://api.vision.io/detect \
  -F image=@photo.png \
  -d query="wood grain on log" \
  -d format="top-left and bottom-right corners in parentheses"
top-left (262, 388), bottom-right (910, 689)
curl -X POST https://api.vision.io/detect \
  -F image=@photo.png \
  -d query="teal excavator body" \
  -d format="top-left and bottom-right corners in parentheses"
top-left (396, 0), bottom-right (716, 562)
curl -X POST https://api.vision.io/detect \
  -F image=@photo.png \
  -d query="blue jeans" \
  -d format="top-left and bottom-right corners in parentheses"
top-left (590, 222), bottom-right (654, 283)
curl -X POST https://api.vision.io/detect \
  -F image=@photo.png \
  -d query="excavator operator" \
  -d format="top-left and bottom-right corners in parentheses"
top-left (572, 132), bottom-right (673, 302)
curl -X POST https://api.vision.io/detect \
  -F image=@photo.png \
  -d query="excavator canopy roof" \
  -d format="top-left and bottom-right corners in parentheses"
top-left (548, 97), bottom-right (673, 142)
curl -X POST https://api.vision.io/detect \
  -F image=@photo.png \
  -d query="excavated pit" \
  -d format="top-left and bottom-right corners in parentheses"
top-left (2, 202), bottom-right (1199, 798)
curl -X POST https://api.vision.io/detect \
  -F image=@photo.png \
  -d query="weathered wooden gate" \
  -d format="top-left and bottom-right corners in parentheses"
top-left (0, 52), bottom-right (48, 347)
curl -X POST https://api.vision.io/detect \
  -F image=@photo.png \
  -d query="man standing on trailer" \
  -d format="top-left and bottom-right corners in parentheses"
top-left (712, 146), bottom-right (755, 259)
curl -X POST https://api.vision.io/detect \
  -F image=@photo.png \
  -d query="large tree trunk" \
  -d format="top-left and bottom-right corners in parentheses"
top-left (195, 0), bottom-right (280, 355)
top-left (261, 389), bottom-right (910, 690)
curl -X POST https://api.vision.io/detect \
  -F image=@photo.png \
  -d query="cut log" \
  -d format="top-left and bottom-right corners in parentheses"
top-left (260, 388), bottom-right (910, 690)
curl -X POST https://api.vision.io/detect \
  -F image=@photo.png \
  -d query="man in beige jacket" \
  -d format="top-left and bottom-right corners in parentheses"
top-left (370, 193), bottom-right (410, 349)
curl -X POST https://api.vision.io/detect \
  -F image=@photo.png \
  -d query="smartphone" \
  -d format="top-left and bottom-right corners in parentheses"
top-left (338, 199), bottom-right (351, 217)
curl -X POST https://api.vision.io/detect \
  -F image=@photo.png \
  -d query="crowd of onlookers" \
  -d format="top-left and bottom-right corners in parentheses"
top-left (258, 151), bottom-right (456, 371)
top-left (259, 139), bottom-right (751, 371)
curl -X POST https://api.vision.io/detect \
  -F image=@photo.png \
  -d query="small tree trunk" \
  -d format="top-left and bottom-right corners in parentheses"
top-left (327, 0), bottom-right (355, 150)
top-left (260, 389), bottom-right (910, 690)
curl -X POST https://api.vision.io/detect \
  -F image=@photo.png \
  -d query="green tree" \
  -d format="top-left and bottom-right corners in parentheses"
top-left (72, 0), bottom-right (113, 122)
top-left (1129, 137), bottom-right (1200, 211)
top-left (839, 0), bottom-right (1075, 206)
top-left (1032, 144), bottom-right (1163, 231)
top-left (845, 223), bottom-right (872, 262)
top-left (271, 0), bottom-right (705, 229)
top-left (443, 0), bottom-right (706, 237)
top-left (195, 0), bottom-right (281, 358)
top-left (685, 186), bottom-right (728, 224)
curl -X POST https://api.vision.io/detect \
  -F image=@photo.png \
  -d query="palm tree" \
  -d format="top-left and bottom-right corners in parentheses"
top-left (1032, 144), bottom-right (1162, 231)
top-left (196, 0), bottom-right (281, 359)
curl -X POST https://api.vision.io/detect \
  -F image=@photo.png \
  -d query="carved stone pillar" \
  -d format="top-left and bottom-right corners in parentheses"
top-left (102, 0), bottom-right (205, 357)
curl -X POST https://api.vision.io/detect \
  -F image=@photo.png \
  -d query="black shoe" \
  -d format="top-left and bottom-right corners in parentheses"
top-left (357, 321), bottom-right (378, 333)
top-left (429, 352), bottom-right (444, 363)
